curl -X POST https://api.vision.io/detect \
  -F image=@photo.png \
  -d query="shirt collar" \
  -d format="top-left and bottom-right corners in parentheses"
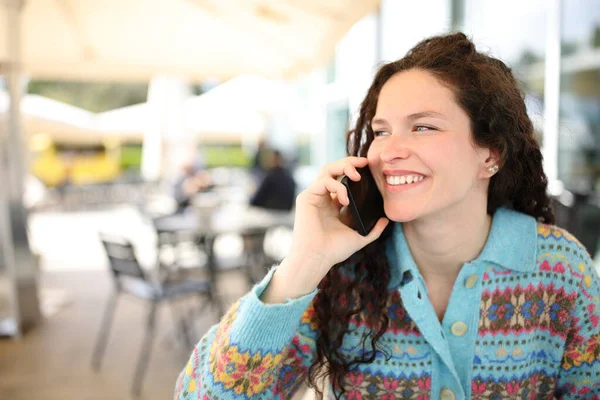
top-left (386, 223), bottom-right (419, 289)
top-left (475, 207), bottom-right (538, 272)
top-left (386, 207), bottom-right (538, 289)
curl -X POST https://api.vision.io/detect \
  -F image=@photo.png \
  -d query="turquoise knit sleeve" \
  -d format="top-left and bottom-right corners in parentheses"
top-left (174, 267), bottom-right (319, 399)
top-left (555, 242), bottom-right (600, 398)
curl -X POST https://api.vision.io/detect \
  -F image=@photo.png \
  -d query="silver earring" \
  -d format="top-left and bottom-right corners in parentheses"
top-left (488, 165), bottom-right (499, 174)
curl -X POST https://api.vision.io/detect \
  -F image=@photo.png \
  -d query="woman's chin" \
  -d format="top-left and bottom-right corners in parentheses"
top-left (384, 206), bottom-right (421, 223)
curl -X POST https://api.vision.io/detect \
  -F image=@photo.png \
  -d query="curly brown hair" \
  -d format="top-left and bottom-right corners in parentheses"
top-left (307, 32), bottom-right (555, 399)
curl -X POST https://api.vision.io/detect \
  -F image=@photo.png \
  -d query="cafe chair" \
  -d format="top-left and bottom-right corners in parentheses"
top-left (552, 194), bottom-right (600, 258)
top-left (91, 233), bottom-right (222, 396)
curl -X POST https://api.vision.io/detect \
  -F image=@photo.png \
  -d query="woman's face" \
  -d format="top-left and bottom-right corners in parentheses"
top-left (367, 69), bottom-right (494, 222)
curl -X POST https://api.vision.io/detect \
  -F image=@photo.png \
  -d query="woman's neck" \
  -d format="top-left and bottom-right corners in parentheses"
top-left (403, 202), bottom-right (492, 284)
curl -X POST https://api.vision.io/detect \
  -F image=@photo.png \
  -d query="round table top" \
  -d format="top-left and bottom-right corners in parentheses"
top-left (153, 205), bottom-right (294, 236)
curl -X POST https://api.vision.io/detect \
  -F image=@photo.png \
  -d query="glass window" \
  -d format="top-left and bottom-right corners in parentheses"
top-left (326, 103), bottom-right (349, 162)
top-left (461, 0), bottom-right (547, 144)
top-left (462, 0), bottom-right (547, 67)
top-left (559, 0), bottom-right (600, 193)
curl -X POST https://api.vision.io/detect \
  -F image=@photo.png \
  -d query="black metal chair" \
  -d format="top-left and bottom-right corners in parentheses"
top-left (91, 233), bottom-right (223, 396)
top-left (575, 202), bottom-right (600, 258)
top-left (552, 194), bottom-right (600, 258)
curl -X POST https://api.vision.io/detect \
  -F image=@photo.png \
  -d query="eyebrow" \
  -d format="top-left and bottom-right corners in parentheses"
top-left (371, 111), bottom-right (445, 126)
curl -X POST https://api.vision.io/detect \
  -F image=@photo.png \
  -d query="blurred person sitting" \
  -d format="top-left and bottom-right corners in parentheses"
top-left (250, 150), bottom-right (295, 211)
top-left (250, 139), bottom-right (270, 183)
top-left (173, 161), bottom-right (212, 213)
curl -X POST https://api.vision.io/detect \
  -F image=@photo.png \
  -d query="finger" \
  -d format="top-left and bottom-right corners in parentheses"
top-left (330, 193), bottom-right (345, 211)
top-left (336, 157), bottom-right (368, 180)
top-left (341, 163), bottom-right (364, 182)
top-left (308, 177), bottom-right (349, 206)
top-left (319, 157), bottom-right (368, 179)
top-left (329, 193), bottom-right (345, 212)
top-left (362, 217), bottom-right (390, 244)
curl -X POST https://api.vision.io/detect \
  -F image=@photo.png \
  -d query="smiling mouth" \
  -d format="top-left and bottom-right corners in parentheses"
top-left (385, 175), bottom-right (425, 186)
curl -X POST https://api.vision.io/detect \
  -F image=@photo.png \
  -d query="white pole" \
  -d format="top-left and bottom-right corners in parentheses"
top-left (542, 0), bottom-right (561, 183)
top-left (6, 0), bottom-right (26, 202)
top-left (1, 0), bottom-right (42, 338)
top-left (142, 76), bottom-right (191, 182)
top-left (1, 0), bottom-right (26, 338)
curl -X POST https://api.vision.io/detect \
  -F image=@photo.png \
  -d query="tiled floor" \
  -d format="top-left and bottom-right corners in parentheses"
top-left (0, 268), bottom-right (248, 400)
top-left (1, 207), bottom-right (251, 400)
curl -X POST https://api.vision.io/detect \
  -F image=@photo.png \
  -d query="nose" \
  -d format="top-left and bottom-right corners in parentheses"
top-left (379, 133), bottom-right (411, 163)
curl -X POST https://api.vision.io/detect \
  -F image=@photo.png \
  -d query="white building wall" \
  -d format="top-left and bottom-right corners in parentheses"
top-left (308, 0), bottom-right (452, 167)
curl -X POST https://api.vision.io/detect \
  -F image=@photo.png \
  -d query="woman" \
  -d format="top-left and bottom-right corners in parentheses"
top-left (175, 33), bottom-right (600, 399)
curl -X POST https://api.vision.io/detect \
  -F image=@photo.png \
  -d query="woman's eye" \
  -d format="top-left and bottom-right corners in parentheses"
top-left (374, 130), bottom-right (390, 137)
top-left (414, 125), bottom-right (435, 132)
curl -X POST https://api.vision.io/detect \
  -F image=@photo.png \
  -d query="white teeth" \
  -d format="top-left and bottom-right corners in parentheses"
top-left (386, 175), bottom-right (425, 186)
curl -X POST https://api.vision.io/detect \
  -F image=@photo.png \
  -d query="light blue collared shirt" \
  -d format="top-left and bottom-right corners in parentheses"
top-left (385, 207), bottom-right (538, 398)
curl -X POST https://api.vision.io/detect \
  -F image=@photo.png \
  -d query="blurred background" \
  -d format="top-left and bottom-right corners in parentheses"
top-left (0, 0), bottom-right (598, 399)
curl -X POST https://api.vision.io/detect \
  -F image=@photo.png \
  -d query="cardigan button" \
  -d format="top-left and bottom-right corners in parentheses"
top-left (440, 388), bottom-right (456, 400)
top-left (465, 274), bottom-right (478, 288)
top-left (451, 321), bottom-right (467, 336)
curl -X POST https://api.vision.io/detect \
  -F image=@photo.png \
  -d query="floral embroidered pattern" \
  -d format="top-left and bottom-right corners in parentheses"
top-left (386, 291), bottom-right (420, 336)
top-left (175, 343), bottom-right (203, 399)
top-left (208, 301), bottom-right (284, 396)
top-left (341, 371), bottom-right (431, 400)
top-left (538, 224), bottom-right (581, 244)
top-left (479, 283), bottom-right (576, 338)
top-left (301, 302), bottom-right (318, 331)
top-left (563, 330), bottom-right (600, 371)
top-left (210, 338), bottom-right (283, 397)
top-left (275, 336), bottom-right (313, 397)
top-left (350, 290), bottom-right (420, 336)
top-left (175, 219), bottom-right (600, 400)
top-left (471, 373), bottom-right (557, 399)
top-left (174, 369), bottom-right (185, 398)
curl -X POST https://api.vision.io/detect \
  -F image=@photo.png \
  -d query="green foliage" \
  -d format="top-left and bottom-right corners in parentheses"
top-left (562, 41), bottom-right (578, 57)
top-left (296, 140), bottom-right (311, 165)
top-left (516, 49), bottom-right (542, 66)
top-left (202, 146), bottom-right (251, 167)
top-left (120, 145), bottom-right (143, 170)
top-left (592, 25), bottom-right (600, 48)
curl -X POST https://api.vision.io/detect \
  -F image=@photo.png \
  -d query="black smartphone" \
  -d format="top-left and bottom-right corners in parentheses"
top-left (340, 167), bottom-right (385, 236)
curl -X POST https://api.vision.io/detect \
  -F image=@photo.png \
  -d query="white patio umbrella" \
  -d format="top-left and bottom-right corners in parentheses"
top-left (96, 100), bottom-right (264, 143)
top-left (0, 0), bottom-right (380, 337)
top-left (95, 74), bottom-right (299, 142)
top-left (1, 0), bottom-right (381, 181)
top-left (0, 0), bottom-right (380, 82)
top-left (184, 75), bottom-right (296, 115)
top-left (0, 91), bottom-right (141, 144)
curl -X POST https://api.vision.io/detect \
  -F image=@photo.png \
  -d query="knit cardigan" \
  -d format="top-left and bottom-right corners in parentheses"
top-left (175, 208), bottom-right (600, 399)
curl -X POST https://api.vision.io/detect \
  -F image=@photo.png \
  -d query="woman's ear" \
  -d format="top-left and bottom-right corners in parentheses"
top-left (479, 147), bottom-right (502, 179)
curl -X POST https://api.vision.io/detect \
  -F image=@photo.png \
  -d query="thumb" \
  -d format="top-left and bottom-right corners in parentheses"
top-left (362, 217), bottom-right (390, 245)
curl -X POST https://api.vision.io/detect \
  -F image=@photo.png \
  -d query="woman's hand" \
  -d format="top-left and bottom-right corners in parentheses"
top-left (262, 157), bottom-right (389, 303)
